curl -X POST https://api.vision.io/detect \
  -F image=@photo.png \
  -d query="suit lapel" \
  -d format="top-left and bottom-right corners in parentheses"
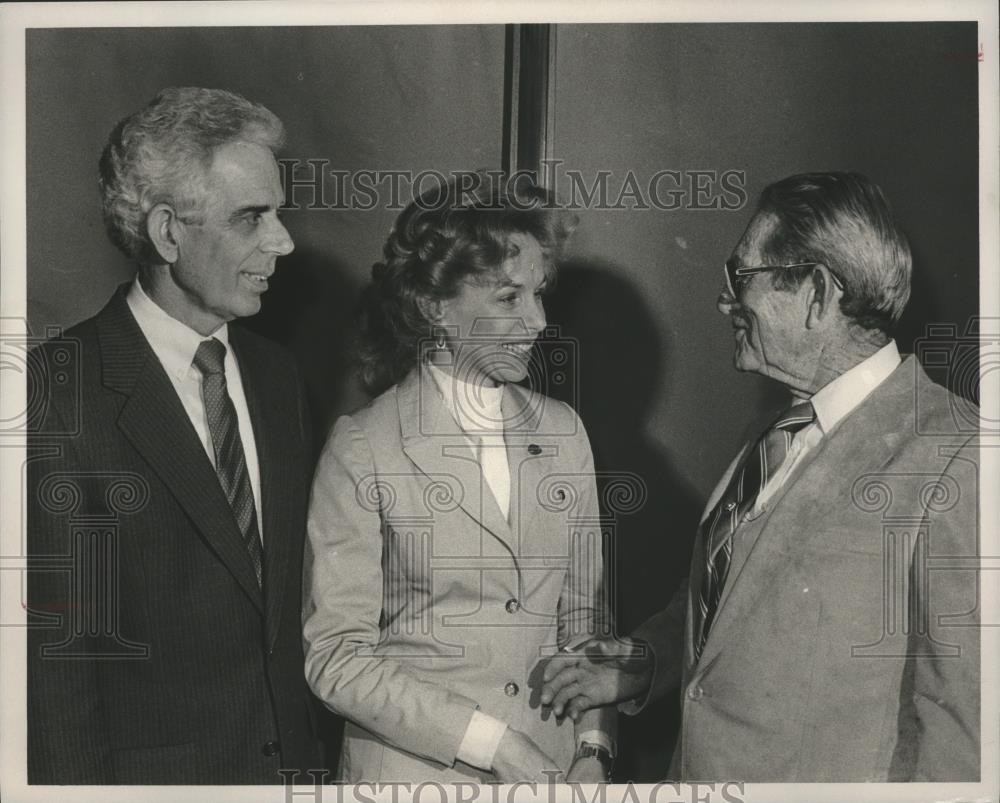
top-left (230, 328), bottom-right (295, 646)
top-left (696, 359), bottom-right (913, 666)
top-left (97, 288), bottom-right (265, 613)
top-left (501, 383), bottom-right (550, 556)
top-left (398, 369), bottom-right (516, 552)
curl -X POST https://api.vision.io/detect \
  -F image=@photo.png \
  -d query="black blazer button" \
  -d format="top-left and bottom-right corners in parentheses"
top-left (527, 444), bottom-right (541, 455)
top-left (504, 681), bottom-right (520, 697)
top-left (262, 740), bottom-right (281, 756)
top-left (505, 598), bottom-right (520, 614)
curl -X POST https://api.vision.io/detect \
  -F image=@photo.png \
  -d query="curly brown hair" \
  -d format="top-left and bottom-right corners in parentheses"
top-left (358, 174), bottom-right (575, 395)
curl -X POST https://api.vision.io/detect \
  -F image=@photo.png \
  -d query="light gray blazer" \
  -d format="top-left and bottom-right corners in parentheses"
top-left (634, 355), bottom-right (980, 782)
top-left (303, 368), bottom-right (613, 782)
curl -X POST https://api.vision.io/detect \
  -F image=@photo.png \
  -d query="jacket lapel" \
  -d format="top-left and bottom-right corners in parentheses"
top-left (695, 358), bottom-right (913, 666)
top-left (500, 383), bottom-right (550, 555)
top-left (398, 369), bottom-right (516, 552)
top-left (97, 288), bottom-right (264, 613)
top-left (230, 328), bottom-right (296, 646)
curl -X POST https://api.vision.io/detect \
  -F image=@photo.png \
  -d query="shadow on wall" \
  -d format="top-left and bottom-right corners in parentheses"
top-left (896, 233), bottom-right (980, 403)
top-left (543, 260), bottom-right (703, 782)
top-left (238, 247), bottom-right (367, 455)
top-left (235, 250), bottom-right (359, 770)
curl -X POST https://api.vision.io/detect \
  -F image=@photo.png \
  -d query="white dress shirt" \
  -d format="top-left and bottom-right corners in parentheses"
top-left (752, 340), bottom-right (901, 514)
top-left (126, 279), bottom-right (263, 537)
top-left (428, 363), bottom-right (510, 516)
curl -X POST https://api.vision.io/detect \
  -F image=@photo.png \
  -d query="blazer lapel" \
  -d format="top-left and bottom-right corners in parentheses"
top-left (230, 328), bottom-right (296, 646)
top-left (500, 383), bottom-right (551, 556)
top-left (398, 369), bottom-right (516, 552)
top-left (97, 289), bottom-right (265, 613)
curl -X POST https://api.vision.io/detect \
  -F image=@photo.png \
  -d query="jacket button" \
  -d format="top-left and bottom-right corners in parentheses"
top-left (504, 681), bottom-right (520, 697)
top-left (505, 598), bottom-right (520, 614)
top-left (686, 685), bottom-right (704, 701)
top-left (261, 740), bottom-right (281, 756)
top-left (527, 444), bottom-right (541, 455)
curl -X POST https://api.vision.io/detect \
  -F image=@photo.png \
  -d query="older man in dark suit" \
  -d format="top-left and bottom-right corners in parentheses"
top-left (539, 172), bottom-right (980, 782)
top-left (27, 87), bottom-right (322, 784)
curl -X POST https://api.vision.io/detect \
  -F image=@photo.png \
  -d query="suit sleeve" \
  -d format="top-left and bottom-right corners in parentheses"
top-left (907, 435), bottom-right (980, 781)
top-left (624, 443), bottom-right (752, 713)
top-left (559, 407), bottom-right (618, 744)
top-left (26, 381), bottom-right (111, 783)
top-left (302, 415), bottom-right (479, 768)
top-left (623, 579), bottom-right (688, 713)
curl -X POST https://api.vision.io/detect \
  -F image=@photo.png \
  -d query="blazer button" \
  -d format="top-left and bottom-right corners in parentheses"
top-left (686, 685), bottom-right (704, 701)
top-left (261, 740), bottom-right (281, 756)
top-left (505, 598), bottom-right (520, 614)
top-left (527, 444), bottom-right (541, 455)
top-left (504, 681), bottom-right (520, 697)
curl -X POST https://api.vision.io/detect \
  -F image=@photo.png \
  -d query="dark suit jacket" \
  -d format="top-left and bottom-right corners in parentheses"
top-left (26, 286), bottom-right (322, 784)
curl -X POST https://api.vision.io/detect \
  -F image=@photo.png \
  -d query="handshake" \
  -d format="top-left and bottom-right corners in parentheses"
top-left (492, 638), bottom-right (654, 783)
top-left (540, 636), bottom-right (655, 720)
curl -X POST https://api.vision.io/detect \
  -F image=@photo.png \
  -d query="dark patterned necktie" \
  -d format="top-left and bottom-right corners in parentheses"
top-left (193, 338), bottom-right (263, 588)
top-left (694, 401), bottom-right (815, 660)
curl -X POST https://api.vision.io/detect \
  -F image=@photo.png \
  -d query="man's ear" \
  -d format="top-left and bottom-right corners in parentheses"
top-left (805, 264), bottom-right (839, 329)
top-left (146, 203), bottom-right (182, 264)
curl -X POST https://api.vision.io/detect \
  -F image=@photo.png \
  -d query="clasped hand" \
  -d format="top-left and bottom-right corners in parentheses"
top-left (539, 637), bottom-right (654, 721)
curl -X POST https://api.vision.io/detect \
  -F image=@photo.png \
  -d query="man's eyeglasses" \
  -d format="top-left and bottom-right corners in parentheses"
top-left (723, 257), bottom-right (845, 298)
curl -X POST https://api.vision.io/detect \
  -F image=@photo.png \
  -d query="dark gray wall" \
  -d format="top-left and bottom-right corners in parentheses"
top-left (553, 22), bottom-right (977, 500)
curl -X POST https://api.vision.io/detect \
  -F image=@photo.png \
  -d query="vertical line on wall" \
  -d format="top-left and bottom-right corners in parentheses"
top-left (502, 23), bottom-right (554, 185)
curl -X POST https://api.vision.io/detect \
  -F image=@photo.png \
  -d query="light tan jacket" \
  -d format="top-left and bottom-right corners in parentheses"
top-left (634, 356), bottom-right (980, 781)
top-left (303, 368), bottom-right (614, 781)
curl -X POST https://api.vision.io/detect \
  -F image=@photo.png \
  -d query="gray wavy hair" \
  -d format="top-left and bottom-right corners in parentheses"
top-left (98, 87), bottom-right (285, 264)
top-left (757, 172), bottom-right (912, 334)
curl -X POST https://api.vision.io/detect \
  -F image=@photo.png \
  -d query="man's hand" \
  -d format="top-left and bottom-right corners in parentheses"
top-left (491, 727), bottom-right (564, 783)
top-left (539, 637), bottom-right (653, 721)
top-left (565, 756), bottom-right (608, 783)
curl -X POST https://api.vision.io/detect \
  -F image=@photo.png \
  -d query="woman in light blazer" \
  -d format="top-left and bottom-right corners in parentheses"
top-left (303, 177), bottom-right (616, 783)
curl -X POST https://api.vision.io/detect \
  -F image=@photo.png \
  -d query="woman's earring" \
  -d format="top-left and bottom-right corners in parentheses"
top-left (429, 326), bottom-right (453, 366)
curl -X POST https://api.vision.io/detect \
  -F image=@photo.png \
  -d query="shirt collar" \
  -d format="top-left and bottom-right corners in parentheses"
top-left (126, 278), bottom-right (230, 381)
top-left (810, 340), bottom-right (900, 435)
top-left (426, 362), bottom-right (505, 434)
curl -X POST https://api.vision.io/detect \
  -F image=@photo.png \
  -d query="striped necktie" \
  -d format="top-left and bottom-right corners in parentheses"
top-left (694, 401), bottom-right (815, 660)
top-left (193, 338), bottom-right (263, 588)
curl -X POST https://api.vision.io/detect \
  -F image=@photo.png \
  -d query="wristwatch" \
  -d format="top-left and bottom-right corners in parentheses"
top-left (575, 741), bottom-right (614, 779)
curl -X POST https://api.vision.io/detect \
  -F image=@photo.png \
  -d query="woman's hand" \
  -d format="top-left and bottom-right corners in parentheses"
top-left (540, 637), bottom-right (653, 720)
top-left (491, 727), bottom-right (564, 783)
top-left (566, 755), bottom-right (609, 783)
